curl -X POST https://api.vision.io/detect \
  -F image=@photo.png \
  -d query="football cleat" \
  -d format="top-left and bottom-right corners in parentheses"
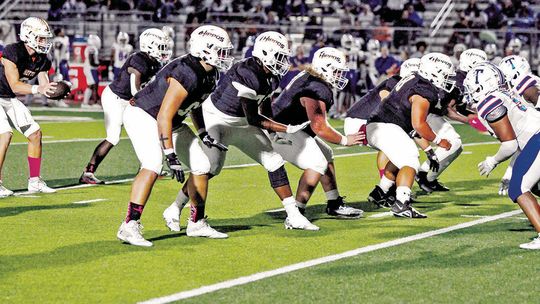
top-left (28, 177), bottom-right (56, 193)
top-left (186, 217), bottom-right (228, 239)
top-left (416, 171), bottom-right (434, 193)
top-left (284, 214), bottom-right (320, 231)
top-left (0, 182), bottom-right (13, 198)
top-left (117, 220), bottom-right (153, 247)
top-left (79, 172), bottom-right (105, 185)
top-left (428, 179), bottom-right (450, 192)
top-left (391, 200), bottom-right (427, 218)
top-left (519, 234), bottom-right (540, 250)
top-left (326, 197), bottom-right (363, 219)
top-left (163, 203), bottom-right (181, 232)
top-left (367, 185), bottom-right (392, 208)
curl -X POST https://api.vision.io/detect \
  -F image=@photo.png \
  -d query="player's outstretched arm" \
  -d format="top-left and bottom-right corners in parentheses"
top-left (302, 97), bottom-right (363, 146)
top-left (411, 94), bottom-right (451, 151)
top-left (2, 58), bottom-right (56, 96)
top-left (478, 115), bottom-right (519, 177)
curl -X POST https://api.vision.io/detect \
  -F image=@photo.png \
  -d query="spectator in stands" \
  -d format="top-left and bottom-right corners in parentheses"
top-left (308, 33), bottom-right (326, 61)
top-left (287, 0), bottom-right (307, 17)
top-left (375, 44), bottom-right (399, 78)
top-left (280, 45), bottom-right (308, 88)
top-left (271, 0), bottom-right (287, 19)
top-left (63, 0), bottom-right (87, 18)
top-left (410, 41), bottom-right (427, 58)
top-left (109, 0), bottom-right (133, 10)
top-left (393, 9), bottom-right (415, 49)
top-left (372, 20), bottom-right (392, 44)
top-left (483, 0), bottom-right (506, 29)
top-left (447, 12), bottom-right (469, 52)
top-left (382, 0), bottom-right (406, 23)
top-left (409, 0), bottom-right (426, 12)
top-left (464, 0), bottom-right (481, 19)
top-left (406, 4), bottom-right (423, 27)
top-left (304, 16), bottom-right (323, 41)
top-left (48, 0), bottom-right (67, 21)
top-left (501, 0), bottom-right (517, 18)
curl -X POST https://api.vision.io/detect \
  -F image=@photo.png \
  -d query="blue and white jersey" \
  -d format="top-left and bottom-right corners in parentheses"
top-left (513, 73), bottom-right (540, 97)
top-left (476, 90), bottom-right (540, 149)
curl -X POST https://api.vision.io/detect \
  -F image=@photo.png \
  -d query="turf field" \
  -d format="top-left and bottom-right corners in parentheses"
top-left (1, 108), bottom-right (536, 303)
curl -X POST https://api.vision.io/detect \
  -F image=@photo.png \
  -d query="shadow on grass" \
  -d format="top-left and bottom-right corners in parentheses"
top-left (0, 203), bottom-right (88, 218)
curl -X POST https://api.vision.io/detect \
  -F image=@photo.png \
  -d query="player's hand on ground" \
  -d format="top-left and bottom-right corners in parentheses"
top-left (38, 82), bottom-right (57, 97)
top-left (199, 132), bottom-right (228, 151)
top-left (165, 153), bottom-right (185, 183)
top-left (286, 121), bottom-right (310, 134)
top-left (498, 178), bottom-right (510, 196)
top-left (478, 156), bottom-right (497, 177)
top-left (345, 132), bottom-right (365, 146)
top-left (438, 139), bottom-right (452, 151)
top-left (425, 149), bottom-right (440, 172)
top-left (268, 132), bottom-right (292, 145)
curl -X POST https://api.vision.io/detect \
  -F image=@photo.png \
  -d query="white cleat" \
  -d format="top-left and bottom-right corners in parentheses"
top-left (186, 218), bottom-right (228, 239)
top-left (163, 204), bottom-right (181, 232)
top-left (0, 182), bottom-right (13, 198)
top-left (284, 214), bottom-right (320, 231)
top-left (117, 220), bottom-right (153, 247)
top-left (28, 177), bottom-right (56, 193)
top-left (519, 235), bottom-right (540, 250)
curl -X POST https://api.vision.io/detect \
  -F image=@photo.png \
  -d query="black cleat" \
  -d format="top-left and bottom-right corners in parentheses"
top-left (416, 171), bottom-right (434, 193)
top-left (79, 172), bottom-right (105, 185)
top-left (326, 196), bottom-right (363, 219)
top-left (391, 200), bottom-right (427, 218)
top-left (368, 186), bottom-right (393, 208)
top-left (428, 179), bottom-right (450, 192)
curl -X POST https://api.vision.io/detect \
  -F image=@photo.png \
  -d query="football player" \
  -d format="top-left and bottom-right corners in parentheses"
top-left (80, 28), bottom-right (168, 185)
top-left (269, 47), bottom-right (364, 218)
top-left (111, 32), bottom-right (133, 80)
top-left (485, 43), bottom-right (502, 65)
top-left (0, 17), bottom-right (58, 195)
top-left (164, 31), bottom-right (318, 231)
top-left (117, 25), bottom-right (233, 247)
top-left (82, 34), bottom-right (100, 108)
top-left (365, 53), bottom-right (456, 218)
top-left (51, 28), bottom-right (70, 83)
top-left (464, 62), bottom-right (540, 249)
top-left (415, 49), bottom-right (487, 193)
top-left (499, 55), bottom-right (539, 108)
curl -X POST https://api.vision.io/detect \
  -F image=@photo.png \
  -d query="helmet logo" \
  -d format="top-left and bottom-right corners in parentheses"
top-left (427, 56), bottom-right (452, 69)
top-left (259, 35), bottom-right (285, 49)
top-left (474, 69), bottom-right (484, 84)
top-left (197, 30), bottom-right (224, 42)
top-left (505, 57), bottom-right (516, 69)
top-left (319, 51), bottom-right (342, 63)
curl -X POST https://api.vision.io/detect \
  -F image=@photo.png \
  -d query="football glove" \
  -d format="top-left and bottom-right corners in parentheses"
top-left (285, 121), bottom-right (310, 134)
top-left (425, 149), bottom-right (440, 172)
top-left (199, 132), bottom-right (228, 151)
top-left (478, 156), bottom-right (498, 176)
top-left (165, 152), bottom-right (185, 183)
top-left (498, 178), bottom-right (510, 196)
top-left (268, 132), bottom-right (292, 145)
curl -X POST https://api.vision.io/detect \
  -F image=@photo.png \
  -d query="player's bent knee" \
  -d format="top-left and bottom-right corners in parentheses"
top-left (105, 134), bottom-right (121, 146)
top-left (268, 165), bottom-right (290, 188)
top-left (24, 123), bottom-right (41, 139)
top-left (508, 176), bottom-right (524, 202)
top-left (141, 163), bottom-right (163, 175)
top-left (191, 158), bottom-right (211, 176)
top-left (263, 153), bottom-right (286, 173)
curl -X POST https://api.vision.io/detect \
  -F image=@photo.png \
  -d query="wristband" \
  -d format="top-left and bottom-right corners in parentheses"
top-left (423, 146), bottom-right (433, 152)
top-left (433, 134), bottom-right (442, 145)
top-left (198, 130), bottom-right (208, 140)
top-left (31, 85), bottom-right (39, 95)
top-left (163, 148), bottom-right (174, 155)
top-left (340, 135), bottom-right (348, 146)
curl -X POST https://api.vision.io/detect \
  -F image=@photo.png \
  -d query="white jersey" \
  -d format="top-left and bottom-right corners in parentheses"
top-left (52, 36), bottom-right (69, 62)
top-left (84, 45), bottom-right (99, 69)
top-left (112, 42), bottom-right (133, 68)
top-left (476, 90), bottom-right (540, 149)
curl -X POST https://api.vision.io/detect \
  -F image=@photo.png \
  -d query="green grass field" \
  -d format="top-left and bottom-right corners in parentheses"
top-left (1, 109), bottom-right (536, 304)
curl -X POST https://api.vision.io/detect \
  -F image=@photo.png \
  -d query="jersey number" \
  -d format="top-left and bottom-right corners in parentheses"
top-left (178, 102), bottom-right (201, 117)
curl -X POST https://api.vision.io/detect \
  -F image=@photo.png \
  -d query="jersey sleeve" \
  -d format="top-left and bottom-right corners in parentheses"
top-left (515, 74), bottom-right (538, 96)
top-left (411, 80), bottom-right (439, 103)
top-left (231, 66), bottom-right (260, 100)
top-left (170, 63), bottom-right (198, 94)
top-left (382, 76), bottom-right (399, 91)
top-left (476, 94), bottom-right (506, 122)
top-left (1, 44), bottom-right (19, 64)
top-left (303, 79), bottom-right (333, 105)
top-left (41, 58), bottom-right (52, 72)
top-left (128, 53), bottom-right (149, 75)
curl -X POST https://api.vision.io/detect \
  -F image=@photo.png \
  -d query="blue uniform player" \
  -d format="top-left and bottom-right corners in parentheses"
top-left (270, 47), bottom-right (364, 219)
top-left (117, 25), bottom-right (233, 247)
top-left (80, 28), bottom-right (166, 185)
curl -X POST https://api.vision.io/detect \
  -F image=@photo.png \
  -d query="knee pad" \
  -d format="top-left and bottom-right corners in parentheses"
top-left (268, 165), bottom-right (290, 188)
top-left (310, 160), bottom-right (328, 175)
top-left (23, 123), bottom-right (41, 138)
top-left (262, 152), bottom-right (286, 173)
top-left (191, 154), bottom-right (211, 176)
top-left (141, 154), bottom-right (163, 174)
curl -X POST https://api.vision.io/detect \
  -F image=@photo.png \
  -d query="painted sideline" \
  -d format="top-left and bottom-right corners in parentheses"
top-left (139, 209), bottom-right (522, 304)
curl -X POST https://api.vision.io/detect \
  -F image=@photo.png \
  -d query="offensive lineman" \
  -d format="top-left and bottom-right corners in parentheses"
top-left (0, 17), bottom-right (57, 195)
top-left (111, 32), bottom-right (133, 80)
top-left (365, 53), bottom-right (456, 218)
top-left (269, 47), bottom-right (364, 218)
top-left (117, 25), bottom-right (233, 247)
top-left (80, 28), bottom-right (168, 184)
top-left (163, 31), bottom-right (318, 231)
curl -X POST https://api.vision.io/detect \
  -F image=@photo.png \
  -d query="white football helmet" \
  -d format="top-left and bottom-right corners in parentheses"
top-left (311, 47), bottom-right (349, 90)
top-left (484, 43), bottom-right (497, 60)
top-left (508, 38), bottom-right (522, 54)
top-left (418, 53), bottom-right (456, 92)
top-left (87, 34), bottom-right (101, 49)
top-left (459, 48), bottom-right (487, 72)
top-left (340, 34), bottom-right (354, 50)
top-left (189, 25), bottom-right (234, 71)
top-left (117, 32), bottom-right (129, 45)
top-left (161, 25), bottom-right (175, 39)
top-left (498, 55), bottom-right (531, 90)
top-left (140, 28), bottom-right (169, 64)
top-left (252, 31), bottom-right (291, 76)
top-left (367, 39), bottom-right (380, 54)
top-left (19, 17), bottom-right (53, 54)
top-left (464, 62), bottom-right (505, 104)
top-left (399, 58), bottom-right (420, 78)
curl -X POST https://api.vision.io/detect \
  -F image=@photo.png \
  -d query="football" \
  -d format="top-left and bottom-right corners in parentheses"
top-left (47, 81), bottom-right (71, 100)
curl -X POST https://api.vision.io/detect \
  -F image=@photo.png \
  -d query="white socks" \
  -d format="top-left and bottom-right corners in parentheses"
top-left (378, 175), bottom-right (395, 193)
top-left (325, 189), bottom-right (339, 201)
top-left (283, 196), bottom-right (300, 215)
top-left (396, 186), bottom-right (411, 203)
top-left (83, 88), bottom-right (92, 105)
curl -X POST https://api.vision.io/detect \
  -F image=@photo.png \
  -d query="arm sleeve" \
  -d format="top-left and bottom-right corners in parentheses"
top-left (232, 66), bottom-right (260, 100)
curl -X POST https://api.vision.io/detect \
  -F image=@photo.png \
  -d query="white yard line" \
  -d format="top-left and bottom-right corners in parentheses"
top-left (139, 209), bottom-right (522, 304)
top-left (369, 211), bottom-right (393, 218)
top-left (72, 198), bottom-right (107, 204)
top-left (11, 137), bottom-right (129, 146)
